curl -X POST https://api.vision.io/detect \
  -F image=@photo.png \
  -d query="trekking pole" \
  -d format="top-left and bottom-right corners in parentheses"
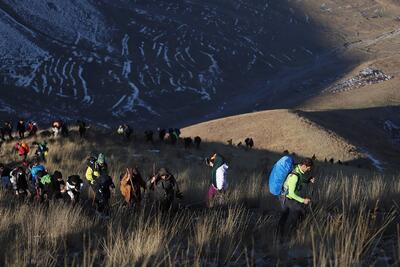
top-left (90, 185), bottom-right (96, 207)
top-left (127, 170), bottom-right (135, 203)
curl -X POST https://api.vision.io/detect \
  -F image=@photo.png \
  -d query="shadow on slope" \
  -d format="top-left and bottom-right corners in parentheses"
top-left (0, 0), bottom-right (358, 127)
top-left (297, 105), bottom-right (400, 172)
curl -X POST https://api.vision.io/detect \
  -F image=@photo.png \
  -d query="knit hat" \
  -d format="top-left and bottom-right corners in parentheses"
top-left (53, 170), bottom-right (62, 180)
top-left (97, 153), bottom-right (105, 164)
top-left (158, 168), bottom-right (169, 176)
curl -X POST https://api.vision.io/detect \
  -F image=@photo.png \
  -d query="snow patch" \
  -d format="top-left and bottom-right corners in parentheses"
top-left (360, 148), bottom-right (385, 172)
top-left (78, 65), bottom-right (92, 104)
top-left (122, 34), bottom-right (130, 56)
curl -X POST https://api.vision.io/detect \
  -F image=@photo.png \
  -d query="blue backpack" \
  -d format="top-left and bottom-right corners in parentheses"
top-left (268, 156), bottom-right (294, 196)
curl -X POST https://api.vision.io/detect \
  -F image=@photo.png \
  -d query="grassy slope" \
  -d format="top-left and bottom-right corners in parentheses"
top-left (0, 129), bottom-right (398, 266)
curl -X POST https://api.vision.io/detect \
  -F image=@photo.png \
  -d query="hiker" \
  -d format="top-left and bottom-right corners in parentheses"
top-left (30, 159), bottom-right (46, 186)
top-left (85, 153), bottom-right (108, 187)
top-left (120, 167), bottom-right (147, 207)
top-left (244, 137), bottom-right (254, 149)
top-left (37, 170), bottom-right (52, 201)
top-left (167, 128), bottom-right (179, 145)
top-left (10, 167), bottom-right (30, 199)
top-left (168, 128), bottom-right (175, 144)
top-left (34, 141), bottom-right (48, 162)
top-left (61, 122), bottom-right (69, 137)
top-left (117, 125), bottom-right (124, 136)
top-left (184, 137), bottom-right (193, 149)
top-left (27, 121), bottom-right (38, 136)
top-left (277, 158), bottom-right (315, 238)
top-left (1, 121), bottom-right (13, 140)
top-left (205, 153), bottom-right (229, 204)
top-left (77, 120), bottom-right (86, 138)
top-left (15, 142), bottom-right (30, 161)
top-left (48, 171), bottom-right (65, 200)
top-left (147, 168), bottom-right (183, 211)
top-left (124, 124), bottom-right (133, 140)
top-left (52, 121), bottom-right (62, 137)
top-left (94, 173), bottom-right (115, 216)
top-left (0, 163), bottom-right (12, 190)
top-left (194, 136), bottom-right (202, 149)
top-left (16, 119), bottom-right (26, 139)
top-left (117, 124), bottom-right (132, 140)
top-left (65, 175), bottom-right (83, 204)
top-left (158, 128), bottom-right (166, 141)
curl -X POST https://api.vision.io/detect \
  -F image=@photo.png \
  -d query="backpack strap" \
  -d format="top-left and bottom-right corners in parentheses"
top-left (281, 172), bottom-right (299, 196)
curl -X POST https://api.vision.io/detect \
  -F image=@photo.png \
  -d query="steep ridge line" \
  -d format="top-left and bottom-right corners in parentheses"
top-left (181, 109), bottom-right (362, 164)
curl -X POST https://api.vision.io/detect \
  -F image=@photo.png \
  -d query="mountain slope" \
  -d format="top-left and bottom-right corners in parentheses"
top-left (182, 109), bottom-right (362, 163)
top-left (0, 0), bottom-right (358, 126)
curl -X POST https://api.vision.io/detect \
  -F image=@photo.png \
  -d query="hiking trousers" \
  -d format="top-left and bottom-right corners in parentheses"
top-left (278, 196), bottom-right (306, 238)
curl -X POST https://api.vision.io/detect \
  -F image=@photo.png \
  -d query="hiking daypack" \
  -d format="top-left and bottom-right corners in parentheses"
top-left (117, 126), bottom-right (124, 135)
top-left (38, 143), bottom-right (48, 152)
top-left (21, 143), bottom-right (29, 153)
top-left (268, 156), bottom-right (294, 196)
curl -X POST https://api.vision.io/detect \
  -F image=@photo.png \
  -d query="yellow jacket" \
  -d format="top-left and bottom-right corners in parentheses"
top-left (85, 166), bottom-right (100, 184)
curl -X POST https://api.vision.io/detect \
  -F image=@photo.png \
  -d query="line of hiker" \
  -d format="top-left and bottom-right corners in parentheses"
top-left (84, 153), bottom-right (185, 216)
top-left (3, 119), bottom-right (208, 153)
top-left (2, 119), bottom-right (318, 236)
top-left (116, 125), bottom-right (203, 149)
top-left (0, 158), bottom-right (83, 204)
top-left (1, 120), bottom-right (38, 141)
top-left (0, 148), bottom-right (234, 218)
top-left (0, 119), bottom-right (88, 142)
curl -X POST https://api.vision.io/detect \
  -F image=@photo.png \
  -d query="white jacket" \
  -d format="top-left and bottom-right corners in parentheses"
top-left (215, 163), bottom-right (228, 190)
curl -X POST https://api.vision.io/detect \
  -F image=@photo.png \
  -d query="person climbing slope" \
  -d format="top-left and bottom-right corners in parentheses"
top-left (15, 142), bottom-right (30, 162)
top-left (147, 168), bottom-right (183, 211)
top-left (278, 158), bottom-right (315, 239)
top-left (205, 153), bottom-right (229, 205)
top-left (85, 153), bottom-right (108, 187)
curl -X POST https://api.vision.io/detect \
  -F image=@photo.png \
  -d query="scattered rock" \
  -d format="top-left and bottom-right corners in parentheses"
top-left (325, 68), bottom-right (393, 94)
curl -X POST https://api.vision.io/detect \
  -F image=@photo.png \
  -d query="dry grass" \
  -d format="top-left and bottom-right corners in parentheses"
top-left (0, 129), bottom-right (399, 266)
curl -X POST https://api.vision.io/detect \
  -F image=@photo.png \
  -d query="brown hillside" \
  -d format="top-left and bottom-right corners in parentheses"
top-left (182, 109), bottom-right (362, 165)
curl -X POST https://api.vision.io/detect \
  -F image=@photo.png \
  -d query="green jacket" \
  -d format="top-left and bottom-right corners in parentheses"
top-left (40, 174), bottom-right (52, 185)
top-left (283, 165), bottom-right (311, 203)
top-left (210, 154), bottom-right (224, 187)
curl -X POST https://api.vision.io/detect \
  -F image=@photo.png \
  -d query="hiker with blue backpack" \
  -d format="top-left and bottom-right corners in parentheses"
top-left (269, 157), bottom-right (315, 239)
top-left (30, 158), bottom-right (46, 187)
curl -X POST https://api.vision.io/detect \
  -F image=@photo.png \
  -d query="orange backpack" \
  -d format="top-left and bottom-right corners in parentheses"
top-left (21, 143), bottom-right (30, 153)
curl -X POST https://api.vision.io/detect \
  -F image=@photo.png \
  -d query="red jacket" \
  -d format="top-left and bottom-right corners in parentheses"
top-left (15, 143), bottom-right (29, 156)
